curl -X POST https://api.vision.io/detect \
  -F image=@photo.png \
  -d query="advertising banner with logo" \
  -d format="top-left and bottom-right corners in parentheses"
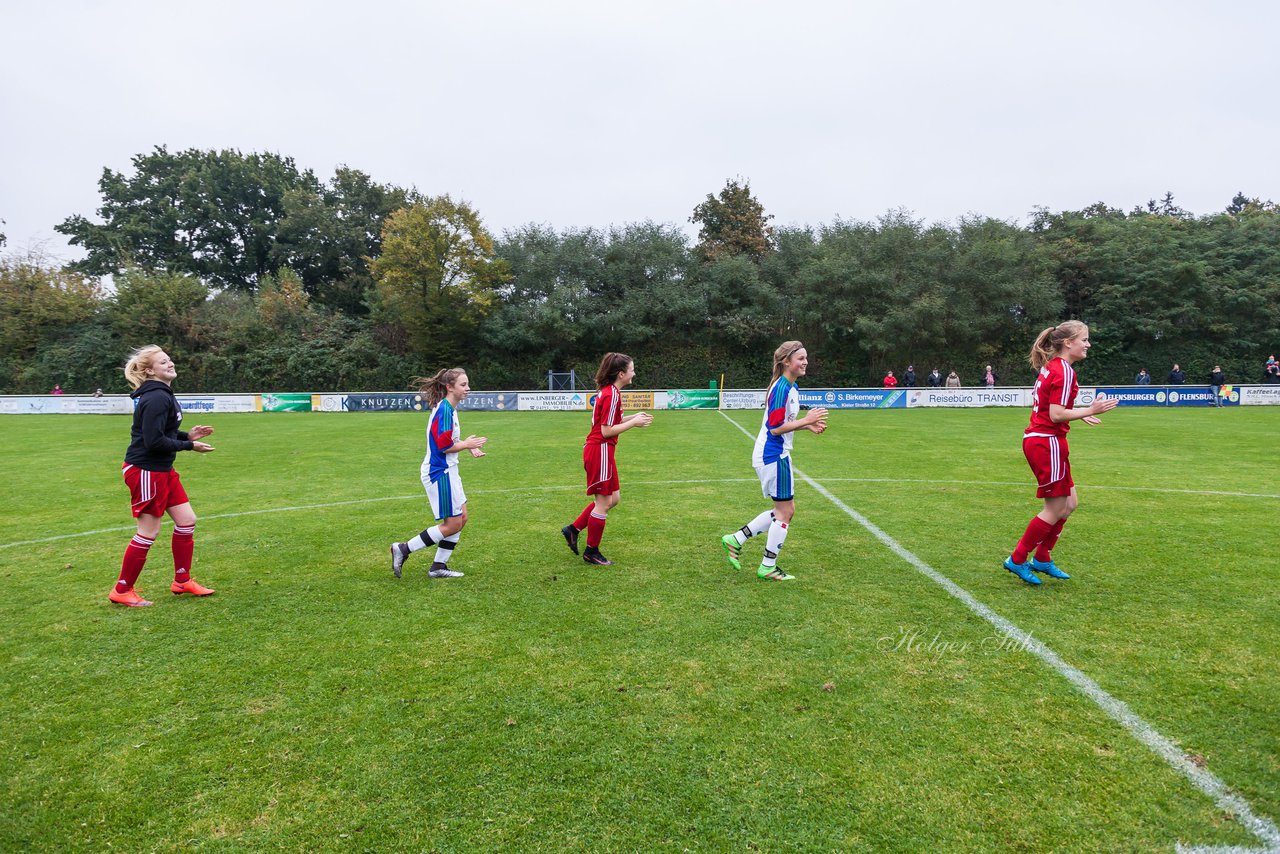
top-left (259, 393), bottom-right (313, 412)
top-left (906, 388), bottom-right (1029, 408)
top-left (1240, 385), bottom-right (1280, 405)
top-left (341, 393), bottom-right (418, 412)
top-left (64, 396), bottom-right (133, 414)
top-left (665, 389), bottom-right (719, 409)
top-left (800, 389), bottom-right (907, 409)
top-left (458, 392), bottom-right (520, 411)
top-left (720, 390), bottom-right (766, 410)
top-left (1163, 386), bottom-right (1238, 407)
top-left (518, 392), bottom-right (592, 411)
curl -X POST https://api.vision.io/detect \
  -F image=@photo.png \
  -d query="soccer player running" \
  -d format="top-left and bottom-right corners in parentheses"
top-left (561, 353), bottom-right (653, 566)
top-left (391, 369), bottom-right (488, 579)
top-left (1003, 321), bottom-right (1118, 585)
top-left (111, 346), bottom-right (216, 606)
top-left (720, 341), bottom-right (828, 581)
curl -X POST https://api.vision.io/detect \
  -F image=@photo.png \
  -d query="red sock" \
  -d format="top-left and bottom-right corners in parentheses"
top-left (1034, 519), bottom-right (1066, 562)
top-left (586, 512), bottom-right (607, 549)
top-left (117, 533), bottom-right (155, 592)
top-left (172, 523), bottom-right (195, 583)
top-left (572, 502), bottom-right (594, 531)
top-left (1011, 516), bottom-right (1053, 564)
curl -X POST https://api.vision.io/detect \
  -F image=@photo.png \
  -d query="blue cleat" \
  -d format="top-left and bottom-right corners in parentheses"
top-left (1029, 558), bottom-right (1070, 579)
top-left (1004, 556), bottom-right (1042, 585)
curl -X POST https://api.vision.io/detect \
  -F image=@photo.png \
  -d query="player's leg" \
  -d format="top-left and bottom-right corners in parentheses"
top-left (428, 471), bottom-right (467, 578)
top-left (393, 470), bottom-right (450, 577)
top-left (168, 499), bottom-right (214, 596)
top-left (1030, 488), bottom-right (1077, 579)
top-left (758, 459), bottom-right (796, 581)
top-left (583, 447), bottom-right (619, 566)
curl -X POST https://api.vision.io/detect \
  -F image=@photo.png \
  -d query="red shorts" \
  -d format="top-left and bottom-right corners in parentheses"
top-left (122, 463), bottom-right (189, 518)
top-left (583, 443), bottom-right (619, 495)
top-left (1023, 435), bottom-right (1073, 498)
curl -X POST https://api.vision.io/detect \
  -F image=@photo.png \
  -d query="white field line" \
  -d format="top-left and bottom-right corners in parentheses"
top-left (1, 474), bottom-right (1274, 552)
top-left (719, 410), bottom-right (1280, 854)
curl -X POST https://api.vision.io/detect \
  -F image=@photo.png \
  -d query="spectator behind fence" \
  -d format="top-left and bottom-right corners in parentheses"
top-left (1266, 356), bottom-right (1279, 384)
top-left (904, 365), bottom-right (916, 387)
top-left (1135, 368), bottom-right (1151, 385)
top-left (51, 384), bottom-right (64, 395)
top-left (946, 370), bottom-right (961, 388)
top-left (883, 370), bottom-right (898, 389)
top-left (1208, 365), bottom-right (1226, 407)
top-left (1168, 363), bottom-right (1185, 384)
top-left (983, 365), bottom-right (999, 388)
top-left (927, 368), bottom-right (943, 387)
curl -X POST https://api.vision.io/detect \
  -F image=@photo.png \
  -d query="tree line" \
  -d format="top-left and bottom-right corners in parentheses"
top-left (2, 146), bottom-right (1277, 394)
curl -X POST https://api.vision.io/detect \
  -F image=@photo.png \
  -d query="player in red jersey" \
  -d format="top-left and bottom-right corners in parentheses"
top-left (561, 353), bottom-right (652, 565)
top-left (1003, 321), bottom-right (1118, 585)
top-left (110, 346), bottom-right (217, 606)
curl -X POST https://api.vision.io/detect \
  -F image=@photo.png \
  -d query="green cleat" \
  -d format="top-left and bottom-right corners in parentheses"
top-left (757, 564), bottom-right (795, 581)
top-left (720, 534), bottom-right (742, 570)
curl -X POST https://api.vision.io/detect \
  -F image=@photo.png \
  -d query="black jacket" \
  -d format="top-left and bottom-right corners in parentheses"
top-left (1209, 370), bottom-right (1226, 385)
top-left (124, 381), bottom-right (192, 471)
top-left (1168, 369), bottom-right (1185, 384)
top-left (926, 371), bottom-right (943, 387)
top-left (903, 370), bottom-right (916, 387)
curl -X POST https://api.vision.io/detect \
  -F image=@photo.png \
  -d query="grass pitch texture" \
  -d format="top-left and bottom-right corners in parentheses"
top-left (1, 408), bottom-right (1276, 852)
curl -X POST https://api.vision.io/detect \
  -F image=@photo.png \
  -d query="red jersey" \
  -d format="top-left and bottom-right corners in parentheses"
top-left (1025, 357), bottom-right (1077, 438)
top-left (585, 384), bottom-right (621, 447)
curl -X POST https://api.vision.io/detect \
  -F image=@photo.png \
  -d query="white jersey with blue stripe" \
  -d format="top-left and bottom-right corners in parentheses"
top-left (752, 377), bottom-right (799, 466)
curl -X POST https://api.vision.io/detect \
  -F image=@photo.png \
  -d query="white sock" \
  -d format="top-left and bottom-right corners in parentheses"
top-left (434, 533), bottom-right (460, 564)
top-left (761, 519), bottom-right (789, 567)
top-left (733, 510), bottom-right (775, 546)
top-left (408, 526), bottom-right (443, 553)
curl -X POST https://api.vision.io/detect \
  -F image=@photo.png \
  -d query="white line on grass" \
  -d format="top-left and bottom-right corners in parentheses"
top-left (717, 410), bottom-right (1280, 854)
top-left (1, 474), bottom-right (1274, 552)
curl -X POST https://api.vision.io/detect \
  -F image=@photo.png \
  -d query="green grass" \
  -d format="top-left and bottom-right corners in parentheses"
top-left (1, 407), bottom-right (1276, 852)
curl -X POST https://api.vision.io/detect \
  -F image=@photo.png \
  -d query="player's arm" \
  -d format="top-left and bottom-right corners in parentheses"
top-left (770, 407), bottom-right (828, 436)
top-left (1049, 398), bottom-right (1118, 424)
top-left (601, 412), bottom-right (652, 437)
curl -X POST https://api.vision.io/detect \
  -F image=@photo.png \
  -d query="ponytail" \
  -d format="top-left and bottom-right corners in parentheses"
top-left (411, 368), bottom-right (467, 408)
top-left (1028, 320), bottom-right (1087, 370)
top-left (123, 345), bottom-right (165, 390)
top-left (593, 353), bottom-right (633, 389)
top-left (771, 340), bottom-right (805, 382)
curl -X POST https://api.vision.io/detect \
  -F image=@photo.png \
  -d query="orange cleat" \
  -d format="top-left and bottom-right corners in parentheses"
top-left (109, 588), bottom-right (153, 607)
top-left (171, 579), bottom-right (216, 596)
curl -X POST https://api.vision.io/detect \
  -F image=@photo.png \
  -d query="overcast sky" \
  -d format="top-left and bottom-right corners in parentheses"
top-left (3, 0), bottom-right (1278, 261)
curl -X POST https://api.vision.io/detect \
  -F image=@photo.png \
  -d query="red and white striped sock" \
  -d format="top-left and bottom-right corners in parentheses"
top-left (586, 512), bottom-right (608, 549)
top-left (572, 503), bottom-right (594, 531)
top-left (1011, 516), bottom-right (1053, 564)
top-left (117, 533), bottom-right (155, 593)
top-left (172, 523), bottom-right (195, 583)
top-left (1034, 520), bottom-right (1067, 562)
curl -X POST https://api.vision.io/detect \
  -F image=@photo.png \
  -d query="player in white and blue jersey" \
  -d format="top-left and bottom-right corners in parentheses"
top-left (390, 368), bottom-right (488, 579)
top-left (720, 341), bottom-right (828, 581)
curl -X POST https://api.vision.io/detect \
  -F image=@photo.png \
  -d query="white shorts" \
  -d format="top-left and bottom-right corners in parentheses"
top-left (420, 465), bottom-right (466, 520)
top-left (755, 457), bottom-right (794, 501)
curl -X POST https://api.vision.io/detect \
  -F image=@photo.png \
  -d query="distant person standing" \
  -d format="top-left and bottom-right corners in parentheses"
top-left (946, 370), bottom-right (961, 388)
top-left (1266, 356), bottom-right (1279, 384)
top-left (51, 384), bottom-right (64, 395)
top-left (1134, 368), bottom-right (1151, 385)
top-left (1208, 365), bottom-right (1226, 407)
top-left (927, 368), bottom-right (943, 387)
top-left (1168, 363), bottom-right (1185, 384)
top-left (883, 370), bottom-right (898, 389)
top-left (93, 387), bottom-right (104, 397)
top-left (903, 366), bottom-right (917, 387)
top-left (983, 365), bottom-right (999, 388)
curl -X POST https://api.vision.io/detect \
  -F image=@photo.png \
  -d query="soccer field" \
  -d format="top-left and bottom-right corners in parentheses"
top-left (1, 407), bottom-right (1276, 852)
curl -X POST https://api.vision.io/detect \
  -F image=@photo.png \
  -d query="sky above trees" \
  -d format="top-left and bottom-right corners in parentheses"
top-left (3, 0), bottom-right (1279, 261)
